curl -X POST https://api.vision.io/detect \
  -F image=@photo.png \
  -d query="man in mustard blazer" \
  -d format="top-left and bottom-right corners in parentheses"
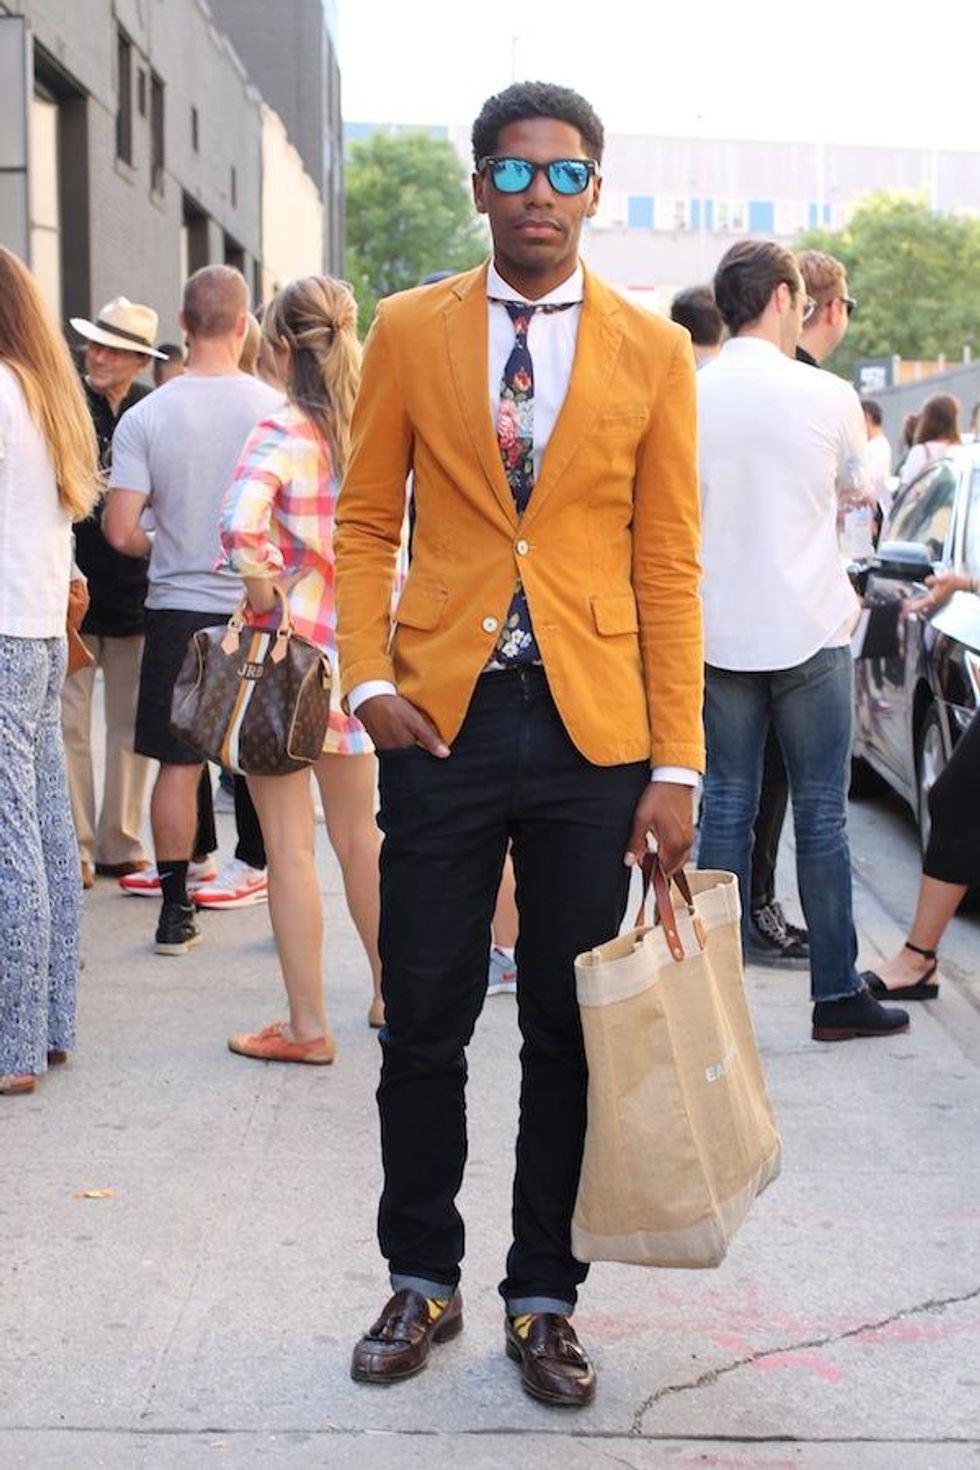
top-left (336, 81), bottom-right (704, 1407)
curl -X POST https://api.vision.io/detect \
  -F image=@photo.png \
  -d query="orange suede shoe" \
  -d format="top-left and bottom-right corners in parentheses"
top-left (0, 1074), bottom-right (37, 1095)
top-left (227, 1021), bottom-right (336, 1065)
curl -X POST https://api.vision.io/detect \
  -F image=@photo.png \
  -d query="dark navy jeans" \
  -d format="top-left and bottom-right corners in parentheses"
top-left (698, 645), bottom-right (863, 1002)
top-left (374, 666), bottom-right (649, 1312)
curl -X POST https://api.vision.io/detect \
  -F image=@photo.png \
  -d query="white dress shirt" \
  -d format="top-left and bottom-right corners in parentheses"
top-left (350, 262), bottom-right (696, 786)
top-left (698, 336), bottom-right (866, 671)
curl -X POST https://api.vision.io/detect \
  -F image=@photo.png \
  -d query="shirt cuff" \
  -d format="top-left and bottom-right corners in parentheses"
top-left (348, 679), bottom-right (398, 715)
top-left (650, 766), bottom-right (700, 786)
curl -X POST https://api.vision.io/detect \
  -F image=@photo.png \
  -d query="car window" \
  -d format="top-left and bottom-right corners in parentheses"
top-left (885, 463), bottom-right (958, 561)
top-left (961, 465), bottom-right (980, 575)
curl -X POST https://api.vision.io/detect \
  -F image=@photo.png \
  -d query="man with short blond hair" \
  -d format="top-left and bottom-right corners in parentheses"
top-left (104, 266), bottom-right (280, 956)
top-left (797, 249), bottom-right (855, 367)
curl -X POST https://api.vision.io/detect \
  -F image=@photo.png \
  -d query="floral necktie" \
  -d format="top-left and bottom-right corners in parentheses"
top-left (491, 299), bottom-right (574, 666)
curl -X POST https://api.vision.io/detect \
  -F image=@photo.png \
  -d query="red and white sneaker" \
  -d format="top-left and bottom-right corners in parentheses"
top-left (486, 946), bottom-right (517, 996)
top-left (119, 858), bottom-right (217, 897)
top-left (193, 857), bottom-right (268, 910)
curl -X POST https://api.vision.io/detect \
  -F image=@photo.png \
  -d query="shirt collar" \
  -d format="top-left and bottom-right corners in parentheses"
top-left (719, 336), bottom-right (787, 360)
top-left (487, 259), bottom-right (583, 307)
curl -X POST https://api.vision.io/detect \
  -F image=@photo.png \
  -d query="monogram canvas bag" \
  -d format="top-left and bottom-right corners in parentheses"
top-left (572, 856), bottom-right (781, 1269)
top-left (169, 586), bottom-right (331, 776)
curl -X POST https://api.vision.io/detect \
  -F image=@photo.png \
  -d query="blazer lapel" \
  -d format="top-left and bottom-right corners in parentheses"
top-left (444, 264), bottom-right (517, 526)
top-left (521, 268), bottom-right (624, 531)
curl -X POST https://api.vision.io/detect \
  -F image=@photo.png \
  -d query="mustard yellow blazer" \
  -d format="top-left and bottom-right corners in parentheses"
top-left (335, 261), bottom-right (705, 770)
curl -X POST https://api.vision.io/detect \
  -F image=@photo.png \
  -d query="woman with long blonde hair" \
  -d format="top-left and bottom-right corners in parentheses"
top-left (218, 275), bottom-right (383, 1062)
top-left (0, 247), bottom-right (98, 1094)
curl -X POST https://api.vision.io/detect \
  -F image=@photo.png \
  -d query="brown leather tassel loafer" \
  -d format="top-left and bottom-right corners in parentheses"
top-left (350, 1288), bottom-right (463, 1383)
top-left (505, 1313), bottom-right (596, 1406)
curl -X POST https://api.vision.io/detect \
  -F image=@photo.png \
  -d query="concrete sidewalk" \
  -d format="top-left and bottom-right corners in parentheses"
top-left (2, 797), bottom-right (980, 1469)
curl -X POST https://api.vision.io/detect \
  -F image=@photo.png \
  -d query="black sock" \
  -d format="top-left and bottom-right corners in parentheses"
top-left (158, 860), bottom-right (190, 907)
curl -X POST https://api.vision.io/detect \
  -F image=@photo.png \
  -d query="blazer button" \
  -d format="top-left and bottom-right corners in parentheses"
top-left (515, 539), bottom-right (529, 556)
top-left (482, 616), bottom-right (499, 633)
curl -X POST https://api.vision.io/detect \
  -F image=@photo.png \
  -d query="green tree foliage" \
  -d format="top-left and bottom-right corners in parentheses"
top-left (797, 191), bottom-right (980, 380)
top-left (345, 132), bottom-right (488, 333)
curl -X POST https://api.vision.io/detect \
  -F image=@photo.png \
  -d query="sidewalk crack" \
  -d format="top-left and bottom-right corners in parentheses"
top-left (631, 1283), bottom-right (980, 1435)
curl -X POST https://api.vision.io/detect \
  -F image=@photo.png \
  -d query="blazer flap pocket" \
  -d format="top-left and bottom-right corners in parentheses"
top-left (591, 593), bottom-right (639, 636)
top-left (395, 579), bottom-right (448, 631)
top-left (595, 408), bottom-right (649, 433)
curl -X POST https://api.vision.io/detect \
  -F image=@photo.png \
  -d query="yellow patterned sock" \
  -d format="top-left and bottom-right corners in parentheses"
top-left (509, 1312), bottom-right (534, 1339)
top-left (425, 1297), bottom-right (450, 1323)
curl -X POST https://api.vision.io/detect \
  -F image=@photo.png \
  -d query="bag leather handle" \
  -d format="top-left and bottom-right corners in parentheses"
top-left (634, 851), bottom-right (699, 962)
top-left (221, 583), bottom-right (295, 658)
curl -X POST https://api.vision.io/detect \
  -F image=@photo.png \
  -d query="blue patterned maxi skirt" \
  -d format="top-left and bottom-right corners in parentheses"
top-left (0, 635), bottom-right (81, 1075)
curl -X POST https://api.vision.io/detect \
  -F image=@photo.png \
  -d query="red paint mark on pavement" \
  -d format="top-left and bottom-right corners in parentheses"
top-left (753, 1350), bottom-right (844, 1382)
top-left (856, 1318), bottom-right (980, 1346)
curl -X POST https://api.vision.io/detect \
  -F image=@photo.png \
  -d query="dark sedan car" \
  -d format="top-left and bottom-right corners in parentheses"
top-left (852, 444), bottom-right (980, 849)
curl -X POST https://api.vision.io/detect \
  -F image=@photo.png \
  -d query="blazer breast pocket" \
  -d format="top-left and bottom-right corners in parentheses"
top-left (594, 409), bottom-right (649, 437)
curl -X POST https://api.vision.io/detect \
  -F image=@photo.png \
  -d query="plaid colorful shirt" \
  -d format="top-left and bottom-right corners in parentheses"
top-left (218, 403), bottom-right (371, 754)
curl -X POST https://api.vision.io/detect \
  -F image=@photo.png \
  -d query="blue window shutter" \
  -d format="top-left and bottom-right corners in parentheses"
top-left (691, 197), bottom-right (701, 230)
top-left (628, 195), bottom-right (654, 228)
top-left (749, 200), bottom-right (774, 233)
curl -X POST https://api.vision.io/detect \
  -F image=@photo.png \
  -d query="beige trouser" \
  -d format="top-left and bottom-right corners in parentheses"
top-left (61, 632), bottom-right (151, 867)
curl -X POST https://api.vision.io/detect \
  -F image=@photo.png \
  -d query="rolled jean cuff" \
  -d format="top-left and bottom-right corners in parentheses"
top-left (390, 1273), bottom-right (455, 1299)
top-left (505, 1295), bottom-right (575, 1317)
top-left (813, 982), bottom-right (865, 1003)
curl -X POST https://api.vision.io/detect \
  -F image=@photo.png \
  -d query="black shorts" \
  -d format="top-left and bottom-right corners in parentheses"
top-left (135, 607), bottom-right (229, 765)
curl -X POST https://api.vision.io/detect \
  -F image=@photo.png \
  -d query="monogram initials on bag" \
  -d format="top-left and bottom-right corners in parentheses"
top-left (238, 661), bottom-right (265, 681)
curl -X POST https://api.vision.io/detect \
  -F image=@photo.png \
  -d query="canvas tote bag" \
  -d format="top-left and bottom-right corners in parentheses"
top-left (572, 856), bottom-right (781, 1269)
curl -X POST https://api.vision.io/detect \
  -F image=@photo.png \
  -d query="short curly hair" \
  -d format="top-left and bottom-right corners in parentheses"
top-left (471, 82), bottom-right (605, 166)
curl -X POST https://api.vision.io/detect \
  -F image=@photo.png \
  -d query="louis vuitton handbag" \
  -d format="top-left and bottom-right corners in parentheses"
top-left (572, 854), bottom-right (781, 1270)
top-left (169, 586), bottom-right (332, 776)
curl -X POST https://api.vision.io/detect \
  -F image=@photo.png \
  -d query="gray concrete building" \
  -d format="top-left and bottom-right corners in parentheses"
top-left (209, 0), bottom-right (344, 274)
top-left (0, 0), bottom-right (341, 339)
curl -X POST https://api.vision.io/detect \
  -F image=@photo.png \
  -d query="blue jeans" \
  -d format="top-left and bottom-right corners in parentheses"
top-left (698, 646), bottom-right (862, 1002)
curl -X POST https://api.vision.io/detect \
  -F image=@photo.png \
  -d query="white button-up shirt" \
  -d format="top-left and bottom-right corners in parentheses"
top-left (697, 336), bottom-right (866, 671)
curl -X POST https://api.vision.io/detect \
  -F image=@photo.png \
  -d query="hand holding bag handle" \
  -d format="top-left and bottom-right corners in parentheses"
top-left (220, 581), bottom-right (296, 665)
top-left (634, 850), bottom-right (702, 962)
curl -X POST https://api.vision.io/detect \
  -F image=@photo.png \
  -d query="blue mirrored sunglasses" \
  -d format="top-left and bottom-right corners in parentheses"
top-left (479, 156), bottom-right (599, 196)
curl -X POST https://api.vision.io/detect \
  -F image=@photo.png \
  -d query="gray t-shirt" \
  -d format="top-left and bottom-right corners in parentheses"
top-left (110, 372), bottom-right (283, 613)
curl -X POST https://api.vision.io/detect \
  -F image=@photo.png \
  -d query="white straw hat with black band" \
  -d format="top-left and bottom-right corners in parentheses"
top-left (71, 297), bottom-right (167, 360)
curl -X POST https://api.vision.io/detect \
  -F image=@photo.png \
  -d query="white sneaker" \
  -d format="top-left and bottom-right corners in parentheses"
top-left (486, 946), bottom-right (517, 996)
top-left (118, 858), bottom-right (218, 897)
top-left (193, 857), bottom-right (268, 910)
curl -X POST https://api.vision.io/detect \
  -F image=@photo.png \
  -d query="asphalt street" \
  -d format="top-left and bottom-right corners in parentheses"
top-left (2, 695), bottom-right (979, 1469)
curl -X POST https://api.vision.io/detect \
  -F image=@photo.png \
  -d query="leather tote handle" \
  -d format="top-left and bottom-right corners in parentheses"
top-left (634, 851), bottom-right (699, 962)
top-left (221, 582), bottom-right (295, 657)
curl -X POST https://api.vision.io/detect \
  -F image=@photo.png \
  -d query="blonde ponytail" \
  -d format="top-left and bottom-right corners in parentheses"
top-left (262, 277), bottom-right (361, 477)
